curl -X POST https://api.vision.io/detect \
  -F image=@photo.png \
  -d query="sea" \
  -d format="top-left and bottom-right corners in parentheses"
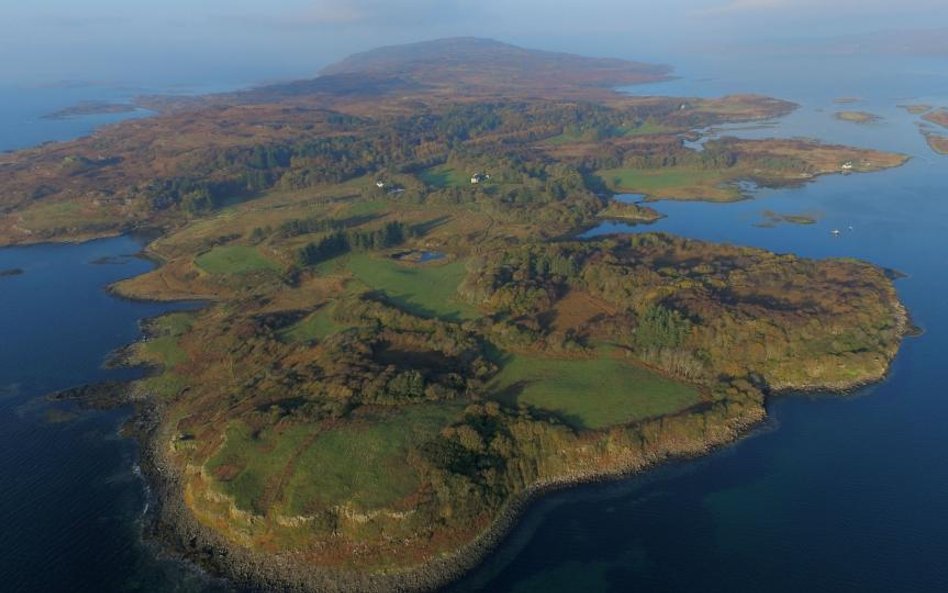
top-left (1, 52), bottom-right (947, 592)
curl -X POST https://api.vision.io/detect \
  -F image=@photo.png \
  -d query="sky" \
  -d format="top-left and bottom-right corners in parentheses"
top-left (1, 0), bottom-right (946, 86)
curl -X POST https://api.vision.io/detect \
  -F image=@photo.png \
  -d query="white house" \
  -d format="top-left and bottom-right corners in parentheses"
top-left (470, 172), bottom-right (491, 184)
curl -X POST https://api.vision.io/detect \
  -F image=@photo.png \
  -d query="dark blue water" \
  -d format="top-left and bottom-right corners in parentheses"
top-left (2, 53), bottom-right (947, 593)
top-left (446, 55), bottom-right (948, 592)
top-left (0, 237), bottom-right (220, 593)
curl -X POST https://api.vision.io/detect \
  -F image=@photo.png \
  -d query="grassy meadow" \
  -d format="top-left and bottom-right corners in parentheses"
top-left (140, 313), bottom-right (194, 366)
top-left (206, 404), bottom-right (464, 515)
top-left (596, 167), bottom-right (740, 202)
top-left (491, 353), bottom-right (700, 429)
top-left (279, 304), bottom-right (344, 343)
top-left (281, 404), bottom-right (463, 513)
top-left (346, 254), bottom-right (479, 321)
top-left (195, 245), bottom-right (278, 275)
top-left (418, 165), bottom-right (472, 188)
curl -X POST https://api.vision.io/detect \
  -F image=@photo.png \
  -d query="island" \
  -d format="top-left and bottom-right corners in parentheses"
top-left (756, 210), bottom-right (818, 227)
top-left (920, 108), bottom-right (948, 154)
top-left (0, 38), bottom-right (912, 592)
top-left (900, 106), bottom-right (948, 155)
top-left (834, 110), bottom-right (882, 124)
top-left (900, 104), bottom-right (932, 115)
top-left (41, 100), bottom-right (139, 120)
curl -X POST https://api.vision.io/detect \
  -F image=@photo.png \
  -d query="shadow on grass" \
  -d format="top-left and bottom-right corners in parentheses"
top-left (412, 215), bottom-right (452, 237)
top-left (490, 375), bottom-right (591, 431)
top-left (363, 289), bottom-right (468, 323)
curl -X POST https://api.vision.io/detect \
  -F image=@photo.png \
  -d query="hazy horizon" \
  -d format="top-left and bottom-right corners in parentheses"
top-left (3, 1), bottom-right (947, 87)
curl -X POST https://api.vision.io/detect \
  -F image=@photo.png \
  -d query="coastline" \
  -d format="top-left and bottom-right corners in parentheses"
top-left (7, 192), bottom-right (910, 592)
top-left (0, 46), bottom-right (921, 591)
top-left (133, 386), bottom-right (765, 593)
top-left (123, 294), bottom-right (909, 593)
top-left (19, 230), bottom-right (912, 593)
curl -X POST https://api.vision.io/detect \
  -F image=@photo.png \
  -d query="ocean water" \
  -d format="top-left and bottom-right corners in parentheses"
top-left (445, 53), bottom-right (948, 592)
top-left (1, 52), bottom-right (947, 593)
top-left (0, 84), bottom-right (151, 152)
top-left (0, 80), bottom-right (249, 153)
top-left (0, 237), bottom-right (222, 593)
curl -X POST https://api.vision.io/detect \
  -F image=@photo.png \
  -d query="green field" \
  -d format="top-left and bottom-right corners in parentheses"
top-left (206, 382), bottom-right (463, 516)
top-left (281, 404), bottom-right (463, 513)
top-left (19, 201), bottom-right (122, 234)
top-left (347, 254), bottom-right (479, 321)
top-left (195, 245), bottom-right (278, 275)
top-left (141, 372), bottom-right (189, 399)
top-left (343, 197), bottom-right (389, 218)
top-left (622, 122), bottom-right (677, 136)
top-left (418, 165), bottom-right (471, 188)
top-left (597, 167), bottom-right (728, 194)
top-left (206, 422), bottom-right (315, 513)
top-left (492, 354), bottom-right (700, 429)
top-left (545, 123), bottom-right (676, 145)
top-left (279, 305), bottom-right (344, 343)
top-left (141, 312), bottom-right (195, 367)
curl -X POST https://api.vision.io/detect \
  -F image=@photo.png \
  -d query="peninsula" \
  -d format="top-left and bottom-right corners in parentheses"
top-left (925, 133), bottom-right (948, 155)
top-left (0, 39), bottom-right (911, 592)
top-left (901, 106), bottom-right (948, 155)
top-left (923, 108), bottom-right (948, 129)
top-left (921, 108), bottom-right (948, 154)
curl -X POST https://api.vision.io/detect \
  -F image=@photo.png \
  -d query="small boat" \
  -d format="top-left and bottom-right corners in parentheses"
top-left (831, 229), bottom-right (841, 236)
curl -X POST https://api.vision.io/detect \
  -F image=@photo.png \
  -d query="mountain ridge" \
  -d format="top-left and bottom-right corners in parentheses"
top-left (316, 36), bottom-right (671, 90)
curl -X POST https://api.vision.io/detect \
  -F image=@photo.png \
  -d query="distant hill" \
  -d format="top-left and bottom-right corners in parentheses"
top-left (138, 38), bottom-right (671, 112)
top-left (319, 37), bottom-right (671, 91)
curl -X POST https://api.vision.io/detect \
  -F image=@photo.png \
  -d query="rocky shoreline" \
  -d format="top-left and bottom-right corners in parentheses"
top-left (134, 392), bottom-right (765, 593)
top-left (132, 337), bottom-right (910, 593)
top-left (55, 285), bottom-right (913, 593)
top-left (767, 300), bottom-right (912, 395)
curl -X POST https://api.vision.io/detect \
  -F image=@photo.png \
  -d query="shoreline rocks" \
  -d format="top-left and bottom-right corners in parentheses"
top-left (48, 283), bottom-right (913, 593)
